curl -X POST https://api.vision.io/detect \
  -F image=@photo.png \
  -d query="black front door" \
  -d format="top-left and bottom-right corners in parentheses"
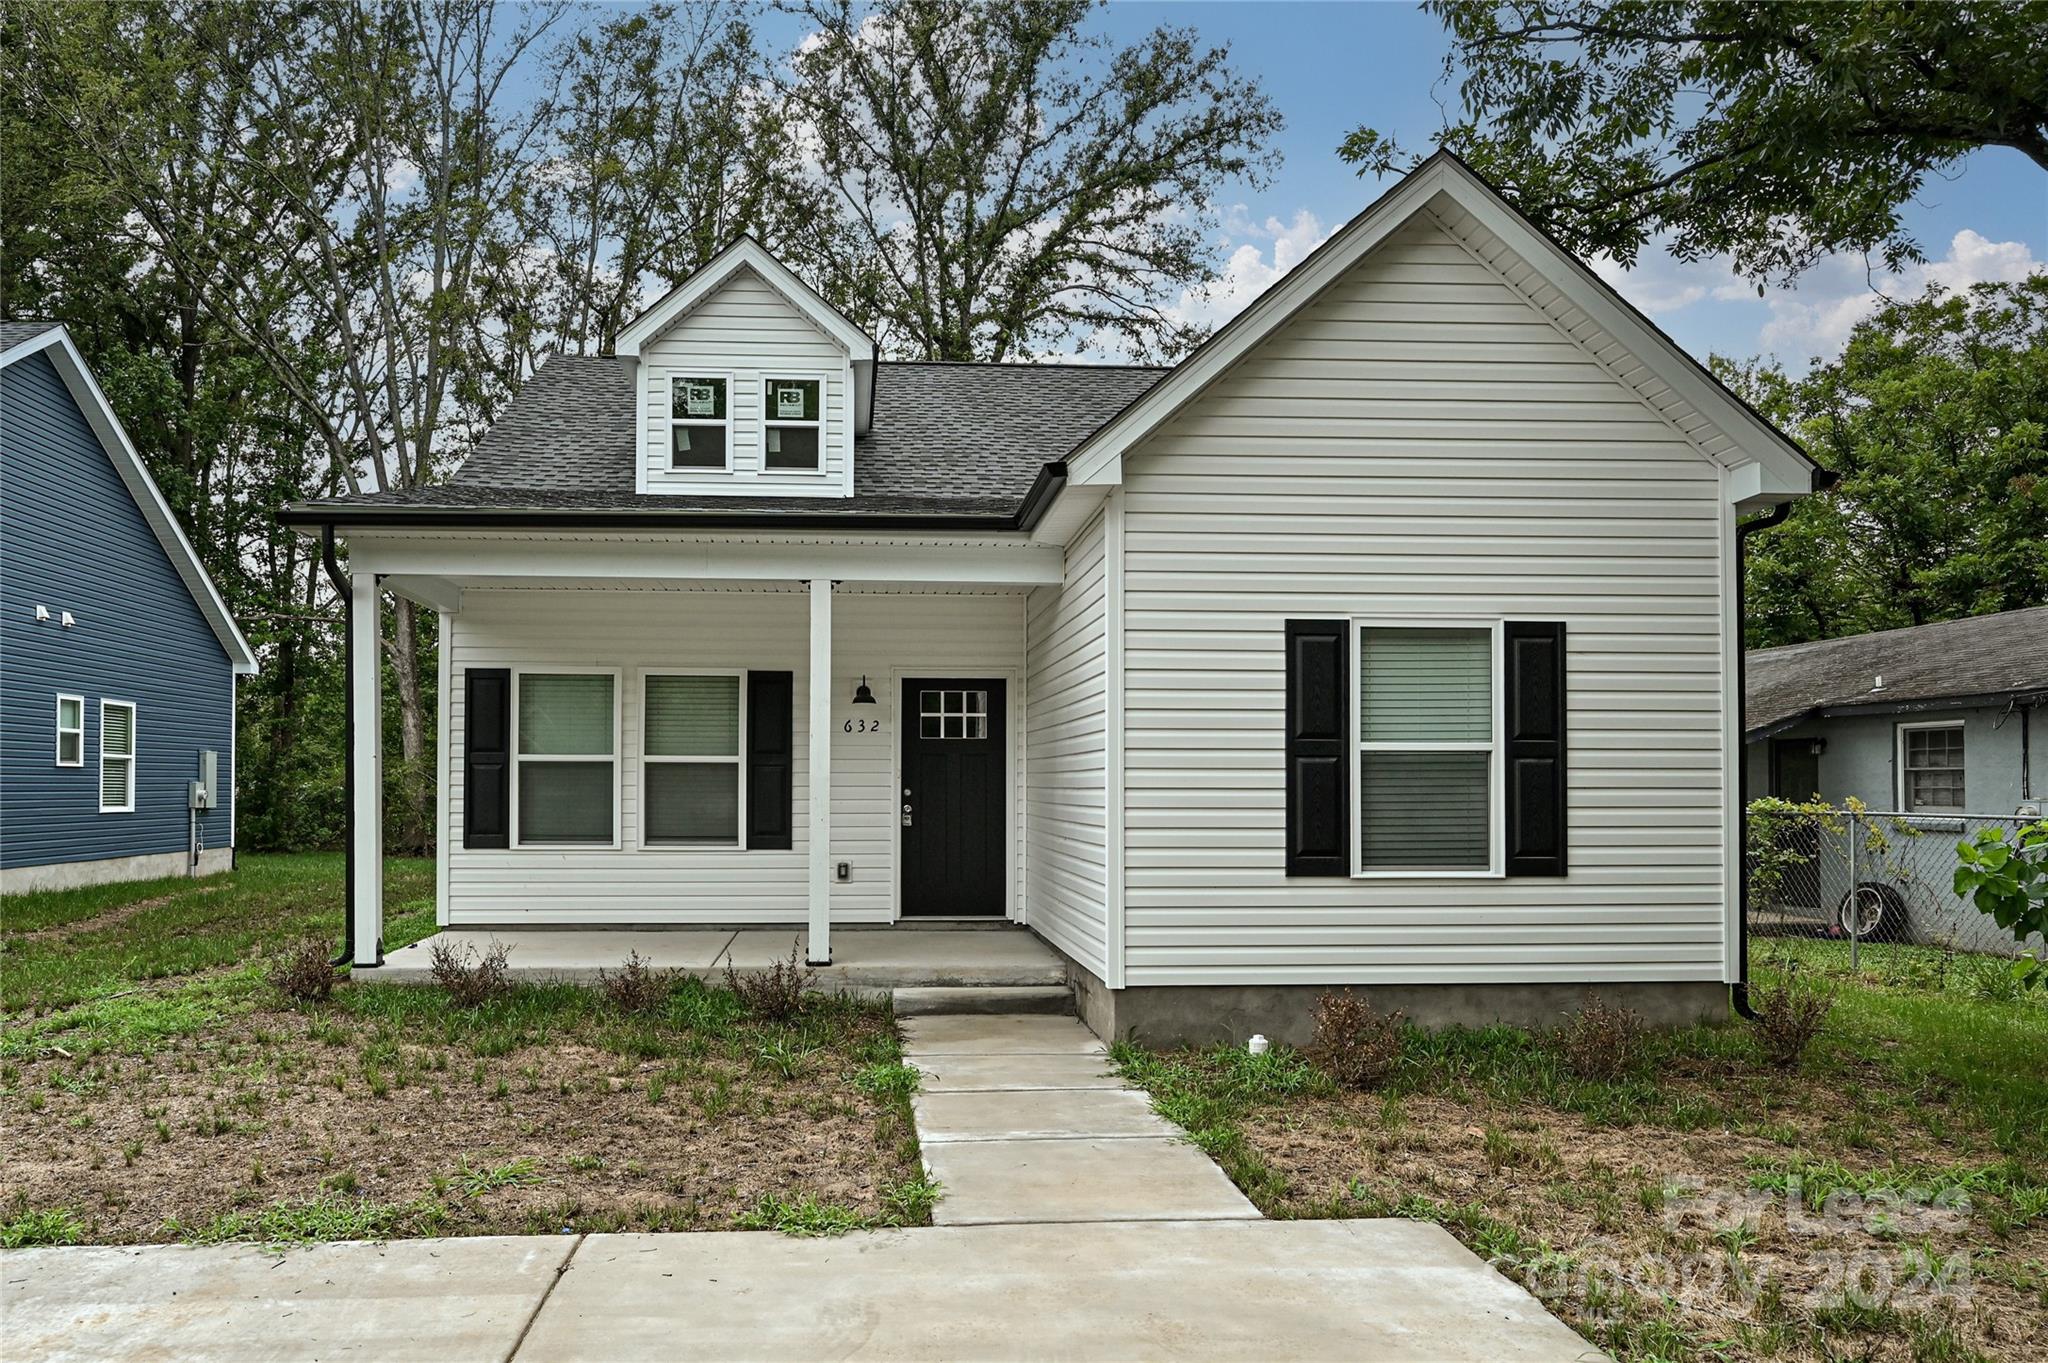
top-left (900, 679), bottom-right (1006, 917)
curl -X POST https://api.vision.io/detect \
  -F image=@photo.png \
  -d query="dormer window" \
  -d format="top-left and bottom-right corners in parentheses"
top-left (763, 376), bottom-right (822, 472)
top-left (670, 375), bottom-right (730, 470)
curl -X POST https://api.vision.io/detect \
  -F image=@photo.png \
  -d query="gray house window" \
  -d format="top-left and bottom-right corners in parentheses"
top-left (1355, 624), bottom-right (1497, 874)
top-left (1899, 722), bottom-right (1964, 813)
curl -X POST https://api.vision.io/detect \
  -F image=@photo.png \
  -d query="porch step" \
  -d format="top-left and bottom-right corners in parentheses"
top-left (892, 985), bottom-right (1075, 1017)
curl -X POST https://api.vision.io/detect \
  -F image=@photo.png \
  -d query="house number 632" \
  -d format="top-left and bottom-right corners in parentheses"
top-left (842, 718), bottom-right (883, 734)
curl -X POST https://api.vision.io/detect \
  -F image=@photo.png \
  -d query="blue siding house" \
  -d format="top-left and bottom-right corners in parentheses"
top-left (2, 323), bottom-right (257, 892)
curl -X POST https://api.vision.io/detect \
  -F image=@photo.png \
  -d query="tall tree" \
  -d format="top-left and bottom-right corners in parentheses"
top-left (783, 0), bottom-right (1282, 361)
top-left (1343, 2), bottom-right (2048, 284)
top-left (1734, 277), bottom-right (2048, 648)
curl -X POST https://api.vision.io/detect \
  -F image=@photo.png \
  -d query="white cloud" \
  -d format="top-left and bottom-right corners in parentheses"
top-left (1596, 229), bottom-right (2042, 362)
top-left (1759, 230), bottom-right (2041, 356)
top-left (1163, 207), bottom-right (1330, 335)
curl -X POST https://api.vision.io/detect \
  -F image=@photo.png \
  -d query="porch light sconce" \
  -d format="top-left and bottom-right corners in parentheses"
top-left (1806, 738), bottom-right (1826, 757)
top-left (851, 675), bottom-right (877, 705)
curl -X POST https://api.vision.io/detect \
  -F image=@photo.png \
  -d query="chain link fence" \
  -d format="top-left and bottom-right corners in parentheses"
top-left (1746, 805), bottom-right (2044, 960)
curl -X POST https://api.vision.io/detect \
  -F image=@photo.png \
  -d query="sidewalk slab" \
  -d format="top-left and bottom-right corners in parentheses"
top-left (901, 1013), bottom-right (1105, 1055)
top-left (914, 1087), bottom-right (1174, 1142)
top-left (516, 1220), bottom-right (1598, 1362)
top-left (911, 1051), bottom-right (1125, 1092)
top-left (0, 1235), bottom-right (572, 1363)
top-left (922, 1136), bottom-right (1259, 1225)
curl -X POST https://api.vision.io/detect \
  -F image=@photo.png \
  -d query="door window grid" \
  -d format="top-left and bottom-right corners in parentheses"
top-left (919, 689), bottom-right (988, 740)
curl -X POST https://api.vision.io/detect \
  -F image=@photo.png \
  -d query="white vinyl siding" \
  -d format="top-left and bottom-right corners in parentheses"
top-left (443, 588), bottom-right (1024, 924)
top-left (641, 270), bottom-right (852, 497)
top-left (1116, 213), bottom-right (1732, 986)
top-left (99, 699), bottom-right (136, 813)
top-left (1024, 505), bottom-right (1111, 979)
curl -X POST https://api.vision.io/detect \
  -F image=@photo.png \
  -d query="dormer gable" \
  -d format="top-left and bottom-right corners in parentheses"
top-left (617, 238), bottom-right (876, 499)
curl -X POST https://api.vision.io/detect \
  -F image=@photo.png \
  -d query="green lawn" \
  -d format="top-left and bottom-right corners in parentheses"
top-left (0, 856), bottom-right (927, 1246)
top-left (1, 853), bottom-right (435, 1013)
top-left (1116, 942), bottom-right (2047, 1363)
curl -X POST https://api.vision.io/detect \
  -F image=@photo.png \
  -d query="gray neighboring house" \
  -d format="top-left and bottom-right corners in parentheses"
top-left (1745, 607), bottom-right (2048, 818)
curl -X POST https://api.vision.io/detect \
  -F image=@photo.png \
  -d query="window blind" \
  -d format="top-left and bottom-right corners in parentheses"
top-left (645, 675), bottom-right (739, 756)
top-left (1359, 751), bottom-right (1490, 870)
top-left (1359, 628), bottom-right (1491, 742)
top-left (518, 675), bottom-right (613, 755)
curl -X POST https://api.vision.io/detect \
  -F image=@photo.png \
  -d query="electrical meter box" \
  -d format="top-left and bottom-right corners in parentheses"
top-left (191, 750), bottom-right (219, 810)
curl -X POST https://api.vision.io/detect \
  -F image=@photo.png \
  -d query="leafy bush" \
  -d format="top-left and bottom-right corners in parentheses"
top-left (1749, 961), bottom-right (1835, 1068)
top-left (723, 938), bottom-right (814, 1022)
top-left (1555, 994), bottom-right (1647, 1081)
top-left (266, 937), bottom-right (338, 1004)
top-left (1954, 819), bottom-right (2048, 990)
top-left (596, 951), bottom-right (675, 1015)
top-left (1306, 990), bottom-right (1405, 1089)
top-left (429, 938), bottom-right (512, 1008)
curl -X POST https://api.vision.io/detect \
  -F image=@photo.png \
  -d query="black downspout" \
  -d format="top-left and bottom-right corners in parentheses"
top-left (1730, 497), bottom-right (1804, 1020)
top-left (321, 524), bottom-right (356, 970)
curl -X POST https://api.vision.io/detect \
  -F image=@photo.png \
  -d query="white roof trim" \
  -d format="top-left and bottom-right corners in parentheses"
top-left (2, 326), bottom-right (260, 674)
top-left (1066, 153), bottom-right (1819, 504)
top-left (615, 236), bottom-right (877, 435)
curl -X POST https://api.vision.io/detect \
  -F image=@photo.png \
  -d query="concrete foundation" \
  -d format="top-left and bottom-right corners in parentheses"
top-left (1, 845), bottom-right (232, 895)
top-left (1062, 953), bottom-right (1729, 1047)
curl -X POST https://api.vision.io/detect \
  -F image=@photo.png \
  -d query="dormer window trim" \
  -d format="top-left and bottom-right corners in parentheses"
top-left (762, 371), bottom-right (830, 476)
top-left (668, 370), bottom-right (734, 474)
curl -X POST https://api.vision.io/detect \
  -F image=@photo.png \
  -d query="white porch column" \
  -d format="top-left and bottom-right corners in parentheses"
top-left (350, 571), bottom-right (384, 966)
top-left (807, 578), bottom-right (833, 964)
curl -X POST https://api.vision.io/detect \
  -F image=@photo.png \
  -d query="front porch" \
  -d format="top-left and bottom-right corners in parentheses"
top-left (377, 923), bottom-right (1069, 993)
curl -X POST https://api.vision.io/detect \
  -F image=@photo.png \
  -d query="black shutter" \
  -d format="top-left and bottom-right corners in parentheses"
top-left (463, 668), bottom-right (511, 849)
top-left (1285, 619), bottom-right (1350, 876)
top-left (746, 671), bottom-right (794, 850)
top-left (1504, 621), bottom-right (1568, 876)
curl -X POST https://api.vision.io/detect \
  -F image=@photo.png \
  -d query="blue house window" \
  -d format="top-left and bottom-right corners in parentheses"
top-left (56, 694), bottom-right (83, 766)
top-left (100, 699), bottom-right (136, 813)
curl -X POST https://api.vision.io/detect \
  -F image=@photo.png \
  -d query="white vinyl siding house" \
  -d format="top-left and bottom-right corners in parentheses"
top-left (1112, 213), bottom-right (1733, 987)
top-left (293, 155), bottom-right (1820, 1037)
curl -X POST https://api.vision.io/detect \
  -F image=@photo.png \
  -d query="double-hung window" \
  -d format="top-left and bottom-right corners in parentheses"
top-left (514, 671), bottom-right (619, 846)
top-left (669, 374), bottom-right (730, 470)
top-left (56, 694), bottom-right (84, 767)
top-left (642, 673), bottom-right (743, 846)
top-left (1354, 624), bottom-right (1499, 874)
top-left (1899, 721), bottom-right (1964, 813)
top-left (99, 699), bottom-right (136, 813)
top-left (762, 376), bottom-right (823, 472)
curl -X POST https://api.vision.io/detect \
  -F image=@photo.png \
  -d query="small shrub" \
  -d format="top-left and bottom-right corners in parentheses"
top-left (267, 938), bottom-right (338, 1004)
top-left (429, 939), bottom-right (512, 1008)
top-left (1555, 994), bottom-right (1647, 1081)
top-left (723, 938), bottom-right (814, 1022)
top-left (1749, 962), bottom-right (1835, 1069)
top-left (1306, 990), bottom-right (1405, 1089)
top-left (597, 951), bottom-right (675, 1015)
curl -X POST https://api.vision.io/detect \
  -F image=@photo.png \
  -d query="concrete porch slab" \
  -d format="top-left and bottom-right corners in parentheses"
top-left (518, 1220), bottom-right (1595, 1362)
top-left (900, 1013), bottom-right (1105, 1054)
top-left (921, 1136), bottom-right (1259, 1225)
top-left (911, 1052), bottom-right (1127, 1092)
top-left (0, 1235), bottom-right (572, 1363)
top-left (913, 1086), bottom-right (1173, 1142)
top-left (368, 925), bottom-right (1066, 991)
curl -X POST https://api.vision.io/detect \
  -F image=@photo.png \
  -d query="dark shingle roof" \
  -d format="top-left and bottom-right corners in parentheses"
top-left (0, 321), bottom-right (61, 351)
top-left (1746, 607), bottom-right (2048, 735)
top-left (336, 353), bottom-right (1164, 518)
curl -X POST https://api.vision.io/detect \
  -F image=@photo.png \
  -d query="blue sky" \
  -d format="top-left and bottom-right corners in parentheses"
top-left (1083, 1), bottom-right (2047, 369)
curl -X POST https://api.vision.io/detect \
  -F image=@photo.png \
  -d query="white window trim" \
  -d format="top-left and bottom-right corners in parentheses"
top-left (638, 667), bottom-right (748, 851)
top-left (760, 371), bottom-right (831, 476)
top-left (99, 698), bottom-right (137, 814)
top-left (510, 667), bottom-right (622, 850)
top-left (1895, 719), bottom-right (1965, 814)
top-left (56, 692), bottom-right (84, 767)
top-left (1349, 618), bottom-right (1504, 879)
top-left (666, 370), bottom-right (735, 474)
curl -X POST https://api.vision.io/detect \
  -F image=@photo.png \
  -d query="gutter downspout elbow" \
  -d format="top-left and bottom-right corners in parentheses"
top-left (1731, 499), bottom-right (1797, 1021)
top-left (320, 524), bottom-right (356, 971)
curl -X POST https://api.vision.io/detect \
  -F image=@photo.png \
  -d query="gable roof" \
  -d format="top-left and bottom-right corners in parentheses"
top-left (1064, 150), bottom-right (1824, 505)
top-left (1745, 607), bottom-right (2048, 738)
top-left (616, 235), bottom-right (879, 433)
top-left (1, 323), bottom-right (259, 674)
top-left (286, 358), bottom-right (1167, 526)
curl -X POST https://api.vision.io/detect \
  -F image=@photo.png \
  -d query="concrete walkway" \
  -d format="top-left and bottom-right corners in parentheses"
top-left (901, 1013), bottom-right (1259, 1225)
